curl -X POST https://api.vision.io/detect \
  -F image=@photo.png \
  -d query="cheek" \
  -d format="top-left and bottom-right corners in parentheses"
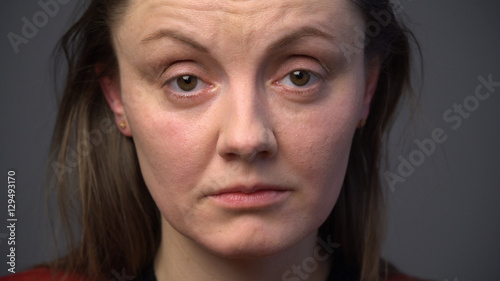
top-left (132, 115), bottom-right (215, 224)
top-left (276, 82), bottom-right (364, 214)
top-left (135, 118), bottom-right (198, 184)
top-left (120, 86), bottom-right (214, 214)
top-left (283, 118), bottom-right (352, 212)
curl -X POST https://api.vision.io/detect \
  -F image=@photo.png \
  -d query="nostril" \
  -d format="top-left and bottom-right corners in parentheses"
top-left (216, 111), bottom-right (278, 162)
top-left (218, 137), bottom-right (277, 162)
top-left (221, 145), bottom-right (259, 162)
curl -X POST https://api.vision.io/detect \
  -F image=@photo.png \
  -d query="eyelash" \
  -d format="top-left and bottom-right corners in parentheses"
top-left (160, 66), bottom-right (324, 100)
top-left (276, 70), bottom-right (322, 93)
top-left (162, 74), bottom-right (212, 99)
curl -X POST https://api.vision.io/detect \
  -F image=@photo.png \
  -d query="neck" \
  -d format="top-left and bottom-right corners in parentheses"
top-left (154, 219), bottom-right (332, 281)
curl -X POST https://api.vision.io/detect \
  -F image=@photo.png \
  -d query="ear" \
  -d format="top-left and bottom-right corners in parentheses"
top-left (360, 57), bottom-right (381, 121)
top-left (98, 65), bottom-right (132, 137)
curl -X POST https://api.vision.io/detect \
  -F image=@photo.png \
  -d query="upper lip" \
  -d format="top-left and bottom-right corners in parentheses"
top-left (208, 184), bottom-right (290, 196)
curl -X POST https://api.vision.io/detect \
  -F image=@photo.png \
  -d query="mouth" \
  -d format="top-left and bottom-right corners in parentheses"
top-left (207, 185), bottom-right (291, 209)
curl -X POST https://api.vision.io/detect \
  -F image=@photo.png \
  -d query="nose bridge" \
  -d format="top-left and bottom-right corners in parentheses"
top-left (227, 79), bottom-right (263, 130)
top-left (217, 77), bottom-right (276, 161)
top-left (224, 79), bottom-right (267, 143)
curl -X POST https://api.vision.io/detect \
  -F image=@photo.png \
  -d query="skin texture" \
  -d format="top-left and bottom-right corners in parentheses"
top-left (101, 0), bottom-right (379, 280)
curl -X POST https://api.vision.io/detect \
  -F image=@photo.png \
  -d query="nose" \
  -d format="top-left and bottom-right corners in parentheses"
top-left (216, 83), bottom-right (277, 162)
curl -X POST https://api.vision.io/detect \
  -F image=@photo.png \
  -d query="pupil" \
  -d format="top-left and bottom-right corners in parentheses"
top-left (294, 71), bottom-right (304, 80)
top-left (291, 70), bottom-right (310, 86)
top-left (177, 75), bottom-right (198, 91)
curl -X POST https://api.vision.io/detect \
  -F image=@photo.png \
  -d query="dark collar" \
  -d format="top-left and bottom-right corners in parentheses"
top-left (135, 252), bottom-right (359, 281)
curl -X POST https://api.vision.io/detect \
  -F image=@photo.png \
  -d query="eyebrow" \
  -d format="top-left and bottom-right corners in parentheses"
top-left (267, 26), bottom-right (336, 53)
top-left (141, 29), bottom-right (209, 53)
top-left (140, 26), bottom-right (335, 55)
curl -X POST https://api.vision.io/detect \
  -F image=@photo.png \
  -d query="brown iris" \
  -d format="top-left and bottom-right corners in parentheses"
top-left (289, 70), bottom-right (311, 87)
top-left (176, 75), bottom-right (198, 91)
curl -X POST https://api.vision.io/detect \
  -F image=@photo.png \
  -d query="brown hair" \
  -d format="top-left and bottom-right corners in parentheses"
top-left (319, 1), bottom-right (420, 280)
top-left (48, 0), bottom-right (419, 280)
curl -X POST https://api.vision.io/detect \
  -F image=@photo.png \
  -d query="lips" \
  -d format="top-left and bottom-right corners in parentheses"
top-left (209, 184), bottom-right (290, 196)
top-left (207, 185), bottom-right (291, 209)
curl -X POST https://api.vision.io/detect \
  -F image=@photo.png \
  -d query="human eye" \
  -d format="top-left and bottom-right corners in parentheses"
top-left (279, 70), bottom-right (320, 88)
top-left (273, 68), bottom-right (323, 99)
top-left (163, 74), bottom-right (210, 98)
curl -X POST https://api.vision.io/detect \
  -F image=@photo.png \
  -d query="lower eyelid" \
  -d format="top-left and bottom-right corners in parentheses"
top-left (167, 80), bottom-right (216, 100)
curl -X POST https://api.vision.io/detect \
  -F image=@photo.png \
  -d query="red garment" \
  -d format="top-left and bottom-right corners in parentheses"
top-left (0, 268), bottom-right (85, 281)
top-left (0, 268), bottom-right (429, 281)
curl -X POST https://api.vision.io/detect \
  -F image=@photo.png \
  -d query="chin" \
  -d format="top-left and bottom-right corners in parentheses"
top-left (208, 239), bottom-right (290, 259)
top-left (206, 243), bottom-right (293, 260)
top-left (159, 195), bottom-right (333, 260)
top-left (192, 218), bottom-right (317, 259)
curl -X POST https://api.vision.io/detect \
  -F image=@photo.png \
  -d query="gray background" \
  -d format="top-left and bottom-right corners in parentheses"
top-left (1, 1), bottom-right (499, 280)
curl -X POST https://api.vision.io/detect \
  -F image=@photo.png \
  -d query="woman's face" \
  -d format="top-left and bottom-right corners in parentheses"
top-left (105, 0), bottom-right (378, 258)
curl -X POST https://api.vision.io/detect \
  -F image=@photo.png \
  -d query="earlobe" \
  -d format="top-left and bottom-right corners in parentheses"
top-left (98, 66), bottom-right (132, 137)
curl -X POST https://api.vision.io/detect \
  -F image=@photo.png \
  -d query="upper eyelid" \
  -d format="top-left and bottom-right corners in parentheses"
top-left (277, 70), bottom-right (321, 88)
top-left (274, 55), bottom-right (328, 75)
top-left (162, 70), bottom-right (321, 92)
top-left (277, 68), bottom-right (323, 84)
top-left (159, 60), bottom-right (209, 80)
top-left (158, 56), bottom-right (326, 88)
top-left (161, 68), bottom-right (210, 88)
top-left (289, 69), bottom-right (321, 79)
top-left (164, 76), bottom-right (210, 100)
top-left (155, 52), bottom-right (329, 80)
top-left (163, 74), bottom-right (208, 89)
top-left (267, 51), bottom-right (333, 75)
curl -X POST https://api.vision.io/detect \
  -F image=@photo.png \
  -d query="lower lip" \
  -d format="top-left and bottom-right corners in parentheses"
top-left (208, 190), bottom-right (289, 209)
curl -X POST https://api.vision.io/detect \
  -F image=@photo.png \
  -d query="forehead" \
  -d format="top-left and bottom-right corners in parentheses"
top-left (122, 0), bottom-right (359, 19)
top-left (114, 0), bottom-right (363, 41)
top-left (130, 0), bottom-right (357, 15)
